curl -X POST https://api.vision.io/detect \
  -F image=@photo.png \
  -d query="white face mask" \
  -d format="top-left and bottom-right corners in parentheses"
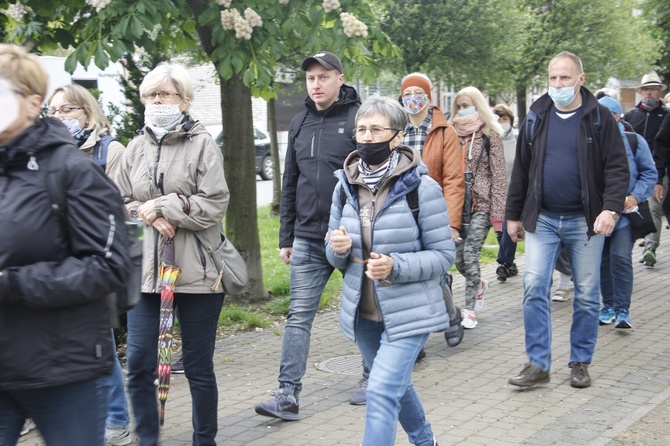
top-left (501, 122), bottom-right (512, 133)
top-left (457, 106), bottom-right (477, 117)
top-left (144, 104), bottom-right (183, 129)
top-left (0, 79), bottom-right (20, 134)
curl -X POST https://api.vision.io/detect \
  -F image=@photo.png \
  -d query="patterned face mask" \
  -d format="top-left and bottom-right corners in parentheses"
top-left (402, 94), bottom-right (429, 115)
top-left (144, 104), bottom-right (183, 129)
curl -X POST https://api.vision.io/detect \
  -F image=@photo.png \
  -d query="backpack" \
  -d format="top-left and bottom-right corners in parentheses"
top-left (290, 104), bottom-right (358, 146)
top-left (45, 144), bottom-right (143, 327)
top-left (624, 131), bottom-right (638, 155)
top-left (339, 185), bottom-right (420, 228)
top-left (93, 135), bottom-right (116, 169)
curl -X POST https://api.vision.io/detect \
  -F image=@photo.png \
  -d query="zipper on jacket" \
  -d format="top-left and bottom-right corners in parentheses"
top-left (194, 234), bottom-right (208, 281)
top-left (150, 140), bottom-right (163, 292)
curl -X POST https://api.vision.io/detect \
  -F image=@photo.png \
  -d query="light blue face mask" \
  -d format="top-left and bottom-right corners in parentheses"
top-left (548, 79), bottom-right (580, 106)
top-left (457, 106), bottom-right (477, 117)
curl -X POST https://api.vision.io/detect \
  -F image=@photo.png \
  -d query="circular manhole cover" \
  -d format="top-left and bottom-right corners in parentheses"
top-left (316, 354), bottom-right (363, 375)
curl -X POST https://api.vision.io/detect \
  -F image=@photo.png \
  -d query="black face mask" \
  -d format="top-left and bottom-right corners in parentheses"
top-left (356, 131), bottom-right (399, 166)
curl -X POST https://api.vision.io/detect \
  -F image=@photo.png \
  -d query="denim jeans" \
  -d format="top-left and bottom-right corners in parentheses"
top-left (107, 330), bottom-right (131, 429)
top-left (601, 223), bottom-right (635, 311)
top-left (355, 318), bottom-right (434, 446)
top-left (278, 236), bottom-right (336, 396)
top-left (0, 375), bottom-right (109, 446)
top-left (523, 212), bottom-right (605, 372)
top-left (126, 292), bottom-right (224, 446)
top-left (496, 219), bottom-right (518, 266)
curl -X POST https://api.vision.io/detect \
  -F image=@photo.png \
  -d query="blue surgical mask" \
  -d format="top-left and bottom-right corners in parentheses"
top-left (62, 118), bottom-right (83, 138)
top-left (457, 106), bottom-right (477, 117)
top-left (548, 79), bottom-right (580, 106)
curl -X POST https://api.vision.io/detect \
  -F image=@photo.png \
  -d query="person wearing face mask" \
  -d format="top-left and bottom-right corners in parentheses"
top-left (326, 94), bottom-right (454, 446)
top-left (506, 51), bottom-right (629, 389)
top-left (0, 44), bottom-right (131, 445)
top-left (115, 62), bottom-right (229, 445)
top-left (400, 73), bottom-right (465, 351)
top-left (448, 87), bottom-right (506, 330)
top-left (623, 73), bottom-right (669, 267)
top-left (47, 84), bottom-right (131, 446)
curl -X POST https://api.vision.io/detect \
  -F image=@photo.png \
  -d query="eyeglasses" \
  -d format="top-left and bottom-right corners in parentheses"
top-left (142, 91), bottom-right (181, 101)
top-left (46, 105), bottom-right (82, 116)
top-left (353, 126), bottom-right (398, 137)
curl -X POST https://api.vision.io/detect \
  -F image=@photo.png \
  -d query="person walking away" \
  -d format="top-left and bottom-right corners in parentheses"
top-left (449, 87), bottom-right (507, 329)
top-left (507, 51), bottom-right (629, 389)
top-left (623, 72), bottom-right (668, 266)
top-left (327, 94), bottom-right (454, 446)
top-left (597, 96), bottom-right (656, 329)
top-left (254, 51), bottom-right (364, 420)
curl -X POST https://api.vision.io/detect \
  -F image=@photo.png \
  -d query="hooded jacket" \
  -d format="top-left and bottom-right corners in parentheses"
top-left (326, 146), bottom-right (454, 342)
top-left (115, 116), bottom-right (229, 294)
top-left (0, 118), bottom-right (131, 390)
top-left (506, 87), bottom-right (630, 236)
top-left (279, 85), bottom-right (361, 248)
top-left (420, 107), bottom-right (465, 230)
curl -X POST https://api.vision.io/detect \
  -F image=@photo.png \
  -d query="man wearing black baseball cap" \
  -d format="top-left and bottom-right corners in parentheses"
top-left (255, 52), bottom-right (363, 420)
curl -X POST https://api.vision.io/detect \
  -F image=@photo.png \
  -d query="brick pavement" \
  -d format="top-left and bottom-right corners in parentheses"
top-left (19, 229), bottom-right (670, 445)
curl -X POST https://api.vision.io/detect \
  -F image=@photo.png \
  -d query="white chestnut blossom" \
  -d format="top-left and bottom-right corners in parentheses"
top-left (233, 12), bottom-right (253, 39)
top-left (340, 12), bottom-right (368, 37)
top-left (220, 8), bottom-right (238, 30)
top-left (322, 0), bottom-right (340, 13)
top-left (278, 0), bottom-right (289, 4)
top-left (217, 0), bottom-right (232, 7)
top-left (244, 8), bottom-right (262, 28)
top-left (85, 0), bottom-right (112, 13)
top-left (6, 3), bottom-right (27, 21)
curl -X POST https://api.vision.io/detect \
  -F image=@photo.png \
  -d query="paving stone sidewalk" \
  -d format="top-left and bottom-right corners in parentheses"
top-left (19, 230), bottom-right (670, 445)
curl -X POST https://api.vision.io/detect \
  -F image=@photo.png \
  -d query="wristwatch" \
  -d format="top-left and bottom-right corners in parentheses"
top-left (608, 211), bottom-right (620, 221)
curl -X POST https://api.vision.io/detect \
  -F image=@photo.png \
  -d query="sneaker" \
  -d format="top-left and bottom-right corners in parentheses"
top-left (474, 279), bottom-right (489, 313)
top-left (551, 287), bottom-right (573, 302)
top-left (508, 263), bottom-right (519, 277)
top-left (20, 419), bottom-right (36, 436)
top-left (349, 377), bottom-right (368, 405)
top-left (105, 427), bottom-right (131, 446)
top-left (444, 306), bottom-right (464, 347)
top-left (641, 248), bottom-right (656, 267)
top-left (508, 363), bottom-right (550, 387)
top-left (461, 308), bottom-right (478, 329)
top-left (569, 362), bottom-right (591, 388)
top-left (496, 264), bottom-right (510, 282)
top-left (416, 348), bottom-right (426, 361)
top-left (171, 353), bottom-right (184, 374)
top-left (599, 307), bottom-right (615, 325)
top-left (254, 388), bottom-right (299, 421)
top-left (615, 309), bottom-right (632, 329)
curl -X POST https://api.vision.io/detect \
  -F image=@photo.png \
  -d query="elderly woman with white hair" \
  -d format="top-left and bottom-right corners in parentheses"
top-left (116, 62), bottom-right (229, 446)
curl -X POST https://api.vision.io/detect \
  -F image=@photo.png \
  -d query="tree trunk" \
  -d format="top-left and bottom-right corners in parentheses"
top-left (220, 75), bottom-right (269, 303)
top-left (516, 82), bottom-right (528, 125)
top-left (267, 98), bottom-right (281, 216)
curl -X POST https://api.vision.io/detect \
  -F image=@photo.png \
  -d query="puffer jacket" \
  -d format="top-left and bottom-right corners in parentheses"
top-left (0, 118), bottom-right (131, 390)
top-left (421, 107), bottom-right (465, 230)
top-left (79, 127), bottom-right (125, 180)
top-left (115, 116), bottom-right (229, 294)
top-left (326, 146), bottom-right (454, 342)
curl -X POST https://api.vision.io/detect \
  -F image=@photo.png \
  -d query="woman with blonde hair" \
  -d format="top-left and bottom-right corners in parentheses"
top-left (47, 83), bottom-right (124, 179)
top-left (449, 86), bottom-right (507, 329)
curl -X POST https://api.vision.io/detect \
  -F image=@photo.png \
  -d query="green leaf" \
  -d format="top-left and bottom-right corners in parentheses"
top-left (129, 16), bottom-right (143, 39)
top-left (64, 51), bottom-right (78, 74)
top-left (94, 43), bottom-right (109, 70)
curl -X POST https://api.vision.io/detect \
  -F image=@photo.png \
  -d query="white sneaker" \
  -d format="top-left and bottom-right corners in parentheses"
top-left (474, 279), bottom-right (489, 313)
top-left (20, 419), bottom-right (36, 436)
top-left (551, 287), bottom-right (573, 302)
top-left (461, 308), bottom-right (478, 329)
top-left (105, 427), bottom-right (131, 446)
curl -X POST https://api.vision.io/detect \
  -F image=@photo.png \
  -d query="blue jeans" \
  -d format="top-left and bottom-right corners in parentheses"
top-left (278, 236), bottom-right (336, 396)
top-left (523, 212), bottom-right (605, 372)
top-left (107, 330), bottom-right (130, 429)
top-left (126, 292), bottom-right (224, 446)
top-left (496, 219), bottom-right (518, 266)
top-left (0, 375), bottom-right (109, 446)
top-left (355, 318), bottom-right (434, 446)
top-left (601, 223), bottom-right (634, 312)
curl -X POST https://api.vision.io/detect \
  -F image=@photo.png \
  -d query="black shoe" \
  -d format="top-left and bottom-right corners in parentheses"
top-left (416, 348), bottom-right (426, 362)
top-left (509, 363), bottom-right (550, 387)
top-left (508, 263), bottom-right (519, 276)
top-left (570, 362), bottom-right (591, 388)
top-left (444, 307), bottom-right (464, 347)
top-left (496, 264), bottom-right (510, 282)
top-left (171, 353), bottom-right (184, 374)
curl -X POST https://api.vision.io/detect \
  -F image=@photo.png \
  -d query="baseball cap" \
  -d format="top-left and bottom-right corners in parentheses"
top-left (301, 51), bottom-right (343, 74)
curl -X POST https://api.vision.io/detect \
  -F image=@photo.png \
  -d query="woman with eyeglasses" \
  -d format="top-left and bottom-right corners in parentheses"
top-left (326, 94), bottom-right (454, 446)
top-left (46, 84), bottom-right (124, 180)
top-left (0, 44), bottom-right (131, 445)
top-left (449, 87), bottom-right (506, 330)
top-left (115, 62), bottom-right (229, 445)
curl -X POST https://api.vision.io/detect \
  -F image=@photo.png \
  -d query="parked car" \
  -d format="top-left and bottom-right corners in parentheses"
top-left (207, 124), bottom-right (274, 181)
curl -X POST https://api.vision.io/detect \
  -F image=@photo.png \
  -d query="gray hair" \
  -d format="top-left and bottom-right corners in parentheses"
top-left (549, 51), bottom-right (584, 74)
top-left (139, 62), bottom-right (194, 109)
top-left (356, 94), bottom-right (408, 131)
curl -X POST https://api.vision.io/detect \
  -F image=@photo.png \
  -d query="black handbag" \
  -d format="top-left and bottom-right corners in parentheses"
top-left (627, 200), bottom-right (656, 240)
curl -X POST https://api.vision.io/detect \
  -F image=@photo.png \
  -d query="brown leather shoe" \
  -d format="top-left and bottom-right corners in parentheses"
top-left (570, 362), bottom-right (591, 388)
top-left (509, 363), bottom-right (550, 387)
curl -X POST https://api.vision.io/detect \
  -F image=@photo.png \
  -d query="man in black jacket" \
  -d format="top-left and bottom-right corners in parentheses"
top-left (506, 51), bottom-right (629, 390)
top-left (255, 52), bottom-right (361, 420)
top-left (624, 73), bottom-right (668, 266)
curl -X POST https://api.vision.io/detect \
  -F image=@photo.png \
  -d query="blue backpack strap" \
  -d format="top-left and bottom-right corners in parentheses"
top-left (93, 135), bottom-right (116, 168)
